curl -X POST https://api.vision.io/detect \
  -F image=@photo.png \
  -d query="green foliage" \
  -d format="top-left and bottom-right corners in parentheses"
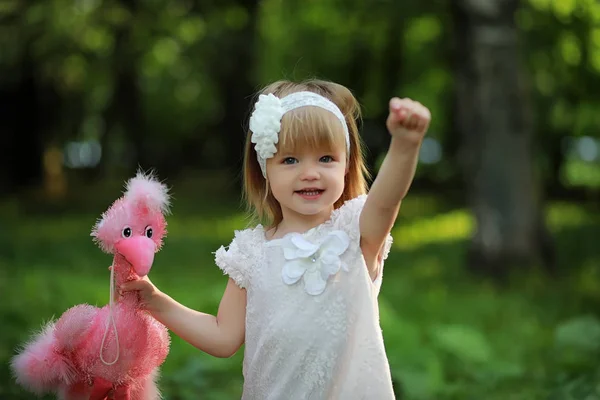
top-left (554, 315), bottom-right (600, 370)
top-left (1, 0), bottom-right (598, 192)
top-left (520, 0), bottom-right (600, 169)
top-left (431, 324), bottom-right (493, 364)
top-left (1, 191), bottom-right (598, 399)
top-left (562, 160), bottom-right (600, 188)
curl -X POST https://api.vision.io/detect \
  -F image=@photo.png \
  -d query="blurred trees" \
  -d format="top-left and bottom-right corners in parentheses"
top-left (0, 0), bottom-right (598, 269)
top-left (451, 0), bottom-right (553, 275)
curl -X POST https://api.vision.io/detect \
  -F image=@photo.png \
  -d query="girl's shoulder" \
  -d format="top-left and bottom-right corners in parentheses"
top-left (332, 193), bottom-right (393, 253)
top-left (232, 225), bottom-right (266, 249)
top-left (328, 194), bottom-right (368, 240)
top-left (214, 225), bottom-right (265, 289)
top-left (332, 194), bottom-right (368, 219)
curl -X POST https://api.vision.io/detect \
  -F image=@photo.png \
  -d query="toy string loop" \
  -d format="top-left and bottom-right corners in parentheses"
top-left (100, 263), bottom-right (120, 365)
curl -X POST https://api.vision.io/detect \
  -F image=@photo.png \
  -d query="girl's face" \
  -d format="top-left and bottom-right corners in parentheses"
top-left (266, 145), bottom-right (347, 223)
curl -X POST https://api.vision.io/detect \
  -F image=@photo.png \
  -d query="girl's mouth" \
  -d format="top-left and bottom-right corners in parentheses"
top-left (295, 189), bottom-right (324, 199)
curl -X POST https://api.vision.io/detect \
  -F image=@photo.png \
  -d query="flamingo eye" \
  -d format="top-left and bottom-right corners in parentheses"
top-left (122, 227), bottom-right (132, 238)
top-left (145, 226), bottom-right (153, 238)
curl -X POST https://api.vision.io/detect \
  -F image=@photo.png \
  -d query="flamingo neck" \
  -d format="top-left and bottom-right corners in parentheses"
top-left (100, 253), bottom-right (142, 366)
top-left (112, 253), bottom-right (138, 286)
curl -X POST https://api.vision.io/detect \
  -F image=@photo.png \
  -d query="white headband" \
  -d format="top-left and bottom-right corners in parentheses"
top-left (249, 91), bottom-right (350, 177)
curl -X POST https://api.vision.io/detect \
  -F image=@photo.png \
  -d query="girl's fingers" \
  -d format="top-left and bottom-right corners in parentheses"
top-left (406, 105), bottom-right (430, 131)
top-left (404, 109), bottom-right (419, 130)
top-left (390, 98), bottom-right (412, 123)
top-left (403, 110), bottom-right (413, 126)
top-left (389, 98), bottom-right (431, 132)
top-left (417, 115), bottom-right (429, 132)
top-left (417, 106), bottom-right (431, 131)
top-left (388, 97), bottom-right (431, 136)
top-left (398, 109), bottom-right (406, 121)
top-left (390, 97), bottom-right (402, 111)
top-left (121, 280), bottom-right (144, 292)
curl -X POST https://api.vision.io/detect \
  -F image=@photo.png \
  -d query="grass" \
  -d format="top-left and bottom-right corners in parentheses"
top-left (1, 189), bottom-right (599, 399)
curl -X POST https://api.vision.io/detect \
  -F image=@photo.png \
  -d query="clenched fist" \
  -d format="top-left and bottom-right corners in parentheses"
top-left (386, 97), bottom-right (431, 143)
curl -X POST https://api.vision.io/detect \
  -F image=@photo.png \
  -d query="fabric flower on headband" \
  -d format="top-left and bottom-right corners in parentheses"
top-left (249, 90), bottom-right (351, 178)
top-left (249, 94), bottom-right (284, 161)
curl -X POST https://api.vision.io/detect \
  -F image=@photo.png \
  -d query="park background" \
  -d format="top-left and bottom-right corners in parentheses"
top-left (1, 0), bottom-right (599, 399)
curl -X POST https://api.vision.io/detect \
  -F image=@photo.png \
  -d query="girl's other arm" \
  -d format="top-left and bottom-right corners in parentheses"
top-left (359, 98), bottom-right (431, 279)
top-left (120, 277), bottom-right (246, 358)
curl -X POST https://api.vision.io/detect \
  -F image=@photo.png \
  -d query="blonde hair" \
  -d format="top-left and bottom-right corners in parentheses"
top-left (243, 79), bottom-right (370, 228)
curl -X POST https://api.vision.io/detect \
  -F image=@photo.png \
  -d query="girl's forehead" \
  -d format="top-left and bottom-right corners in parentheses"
top-left (278, 144), bottom-right (346, 156)
top-left (276, 106), bottom-right (348, 153)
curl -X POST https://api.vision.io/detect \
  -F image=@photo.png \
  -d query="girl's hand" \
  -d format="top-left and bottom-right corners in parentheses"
top-left (119, 275), bottom-right (167, 314)
top-left (386, 97), bottom-right (431, 143)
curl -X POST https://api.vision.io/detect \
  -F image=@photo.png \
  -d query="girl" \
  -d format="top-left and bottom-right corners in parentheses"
top-left (120, 79), bottom-right (431, 399)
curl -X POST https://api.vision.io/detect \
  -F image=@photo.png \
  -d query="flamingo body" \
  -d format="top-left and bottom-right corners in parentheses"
top-left (11, 172), bottom-right (172, 399)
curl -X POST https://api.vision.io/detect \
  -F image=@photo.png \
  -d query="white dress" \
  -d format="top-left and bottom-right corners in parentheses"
top-left (215, 195), bottom-right (396, 399)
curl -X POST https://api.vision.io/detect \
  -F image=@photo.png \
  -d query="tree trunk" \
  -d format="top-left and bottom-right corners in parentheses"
top-left (93, 0), bottom-right (146, 178)
top-left (451, 0), bottom-right (555, 277)
top-left (374, 22), bottom-right (404, 176)
top-left (0, 49), bottom-right (55, 197)
top-left (120, 0), bottom-right (147, 168)
top-left (210, 0), bottom-right (260, 185)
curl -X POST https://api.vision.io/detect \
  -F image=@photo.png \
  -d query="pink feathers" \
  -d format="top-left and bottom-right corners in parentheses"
top-left (92, 171), bottom-right (170, 254)
top-left (11, 321), bottom-right (77, 394)
top-left (11, 171), bottom-right (172, 400)
top-left (125, 171), bottom-right (170, 215)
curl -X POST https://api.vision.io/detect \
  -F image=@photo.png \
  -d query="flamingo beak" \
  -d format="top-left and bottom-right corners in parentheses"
top-left (114, 236), bottom-right (156, 277)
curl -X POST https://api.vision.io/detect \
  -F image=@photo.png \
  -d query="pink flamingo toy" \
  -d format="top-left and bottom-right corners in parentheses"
top-left (11, 171), bottom-right (171, 400)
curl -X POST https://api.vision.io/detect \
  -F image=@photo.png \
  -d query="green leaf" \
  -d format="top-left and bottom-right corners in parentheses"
top-left (395, 363), bottom-right (444, 400)
top-left (432, 324), bottom-right (493, 364)
top-left (554, 315), bottom-right (600, 370)
top-left (555, 315), bottom-right (600, 353)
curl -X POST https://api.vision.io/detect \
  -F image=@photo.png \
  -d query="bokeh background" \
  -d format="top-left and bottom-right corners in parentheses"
top-left (1, 0), bottom-right (599, 399)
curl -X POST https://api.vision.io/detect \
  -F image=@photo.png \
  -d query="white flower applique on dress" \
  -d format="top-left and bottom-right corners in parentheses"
top-left (267, 230), bottom-right (350, 295)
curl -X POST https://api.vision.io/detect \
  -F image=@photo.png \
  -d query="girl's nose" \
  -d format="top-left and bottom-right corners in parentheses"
top-left (300, 163), bottom-right (319, 180)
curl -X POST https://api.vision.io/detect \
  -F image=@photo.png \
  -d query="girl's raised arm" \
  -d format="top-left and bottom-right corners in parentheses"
top-left (359, 97), bottom-right (431, 279)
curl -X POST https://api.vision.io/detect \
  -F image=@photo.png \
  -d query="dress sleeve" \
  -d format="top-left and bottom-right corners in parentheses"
top-left (372, 233), bottom-right (393, 293)
top-left (335, 195), bottom-right (394, 293)
top-left (214, 229), bottom-right (255, 289)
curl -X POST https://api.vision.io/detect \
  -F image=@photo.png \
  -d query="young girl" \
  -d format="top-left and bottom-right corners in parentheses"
top-left (120, 79), bottom-right (430, 399)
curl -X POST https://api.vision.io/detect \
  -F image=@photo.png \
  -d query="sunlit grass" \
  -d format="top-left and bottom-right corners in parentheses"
top-left (394, 210), bottom-right (474, 250)
top-left (1, 195), bottom-right (599, 399)
top-left (392, 200), bottom-right (596, 252)
top-left (562, 159), bottom-right (600, 188)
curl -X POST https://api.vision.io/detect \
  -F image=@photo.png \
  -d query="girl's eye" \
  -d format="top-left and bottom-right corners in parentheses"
top-left (320, 155), bottom-right (334, 163)
top-left (282, 157), bottom-right (298, 165)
